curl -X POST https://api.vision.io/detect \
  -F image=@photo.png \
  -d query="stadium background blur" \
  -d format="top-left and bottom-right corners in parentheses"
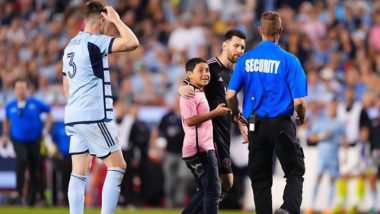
top-left (0, 0), bottom-right (380, 213)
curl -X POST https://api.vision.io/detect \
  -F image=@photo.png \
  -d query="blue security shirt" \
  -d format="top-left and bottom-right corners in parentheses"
top-left (5, 97), bottom-right (51, 143)
top-left (51, 122), bottom-right (70, 157)
top-left (228, 41), bottom-right (307, 119)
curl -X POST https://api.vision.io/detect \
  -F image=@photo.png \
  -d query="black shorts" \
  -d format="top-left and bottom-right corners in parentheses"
top-left (212, 117), bottom-right (232, 174)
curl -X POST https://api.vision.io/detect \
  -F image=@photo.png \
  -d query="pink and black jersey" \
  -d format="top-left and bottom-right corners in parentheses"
top-left (179, 88), bottom-right (214, 158)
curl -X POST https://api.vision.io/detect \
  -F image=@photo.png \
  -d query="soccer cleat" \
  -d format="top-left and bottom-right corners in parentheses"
top-left (274, 208), bottom-right (289, 214)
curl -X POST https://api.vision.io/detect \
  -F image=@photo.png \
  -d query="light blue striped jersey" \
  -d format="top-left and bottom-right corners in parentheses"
top-left (307, 112), bottom-right (346, 159)
top-left (62, 31), bottom-right (115, 125)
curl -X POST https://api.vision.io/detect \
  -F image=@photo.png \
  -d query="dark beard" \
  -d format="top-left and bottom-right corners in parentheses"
top-left (228, 55), bottom-right (237, 64)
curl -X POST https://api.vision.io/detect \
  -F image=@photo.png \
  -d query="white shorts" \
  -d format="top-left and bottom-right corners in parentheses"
top-left (339, 145), bottom-right (360, 176)
top-left (65, 121), bottom-right (120, 158)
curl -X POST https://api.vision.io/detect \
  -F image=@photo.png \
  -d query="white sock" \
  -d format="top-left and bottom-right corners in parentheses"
top-left (101, 167), bottom-right (125, 214)
top-left (370, 190), bottom-right (377, 210)
top-left (68, 174), bottom-right (87, 214)
top-left (328, 179), bottom-right (336, 209)
top-left (311, 181), bottom-right (320, 208)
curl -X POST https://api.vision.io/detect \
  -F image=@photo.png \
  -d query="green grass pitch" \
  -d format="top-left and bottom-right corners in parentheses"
top-left (0, 207), bottom-right (253, 214)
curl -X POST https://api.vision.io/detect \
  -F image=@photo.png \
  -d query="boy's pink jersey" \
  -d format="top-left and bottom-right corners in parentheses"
top-left (179, 89), bottom-right (214, 158)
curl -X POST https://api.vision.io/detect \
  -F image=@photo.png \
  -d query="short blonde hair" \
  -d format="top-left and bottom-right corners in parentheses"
top-left (260, 11), bottom-right (282, 37)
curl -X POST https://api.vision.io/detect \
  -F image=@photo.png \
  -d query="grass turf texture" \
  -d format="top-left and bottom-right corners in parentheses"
top-left (0, 207), bottom-right (252, 214)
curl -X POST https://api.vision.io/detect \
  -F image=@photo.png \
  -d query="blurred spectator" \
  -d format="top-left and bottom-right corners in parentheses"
top-left (336, 86), bottom-right (363, 212)
top-left (1, 78), bottom-right (52, 206)
top-left (150, 97), bottom-right (192, 208)
top-left (114, 101), bottom-right (151, 206)
top-left (340, 68), bottom-right (367, 101)
top-left (337, 87), bottom-right (362, 146)
top-left (114, 100), bottom-right (135, 206)
top-left (51, 121), bottom-right (71, 206)
top-left (354, 91), bottom-right (379, 213)
top-left (369, 9), bottom-right (380, 54)
top-left (221, 125), bottom-right (249, 210)
top-left (298, 1), bottom-right (326, 50)
top-left (168, 11), bottom-right (207, 59)
top-left (319, 66), bottom-right (341, 104)
top-left (307, 67), bottom-right (331, 104)
top-left (368, 93), bottom-right (380, 211)
top-left (306, 100), bottom-right (346, 213)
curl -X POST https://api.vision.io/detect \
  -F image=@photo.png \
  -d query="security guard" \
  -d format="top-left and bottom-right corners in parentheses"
top-left (226, 11), bottom-right (307, 214)
top-left (1, 78), bottom-right (53, 206)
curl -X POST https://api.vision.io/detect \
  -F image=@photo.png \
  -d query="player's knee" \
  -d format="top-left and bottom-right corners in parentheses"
top-left (104, 150), bottom-right (127, 169)
top-left (71, 163), bottom-right (92, 176)
top-left (119, 160), bottom-right (127, 170)
top-left (71, 169), bottom-right (89, 176)
top-left (113, 158), bottom-right (127, 169)
top-left (107, 159), bottom-right (127, 170)
top-left (87, 161), bottom-right (93, 172)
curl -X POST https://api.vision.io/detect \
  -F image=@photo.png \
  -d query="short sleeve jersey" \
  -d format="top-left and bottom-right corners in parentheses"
top-left (307, 113), bottom-right (346, 158)
top-left (62, 32), bottom-right (115, 125)
top-left (205, 57), bottom-right (232, 112)
top-left (205, 57), bottom-right (233, 145)
top-left (228, 41), bottom-right (307, 119)
top-left (179, 88), bottom-right (214, 158)
top-left (6, 97), bottom-right (51, 142)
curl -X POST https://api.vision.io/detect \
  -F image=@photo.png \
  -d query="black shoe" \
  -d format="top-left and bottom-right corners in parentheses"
top-left (274, 208), bottom-right (290, 214)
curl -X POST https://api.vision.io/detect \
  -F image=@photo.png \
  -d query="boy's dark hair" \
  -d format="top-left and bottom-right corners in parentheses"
top-left (224, 29), bottom-right (246, 41)
top-left (185, 58), bottom-right (207, 72)
top-left (84, 1), bottom-right (106, 19)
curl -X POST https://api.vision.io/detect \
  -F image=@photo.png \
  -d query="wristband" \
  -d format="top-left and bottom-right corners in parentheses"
top-left (232, 112), bottom-right (246, 125)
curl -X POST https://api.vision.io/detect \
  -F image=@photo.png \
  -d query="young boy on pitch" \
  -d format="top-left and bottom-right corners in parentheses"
top-left (179, 58), bottom-right (230, 214)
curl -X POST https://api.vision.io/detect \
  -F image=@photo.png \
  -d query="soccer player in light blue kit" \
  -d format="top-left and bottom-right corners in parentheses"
top-left (307, 100), bottom-right (346, 213)
top-left (62, 1), bottom-right (139, 214)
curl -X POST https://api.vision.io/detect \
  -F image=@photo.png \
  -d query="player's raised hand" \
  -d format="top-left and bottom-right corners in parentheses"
top-left (213, 103), bottom-right (230, 116)
top-left (101, 6), bottom-right (120, 23)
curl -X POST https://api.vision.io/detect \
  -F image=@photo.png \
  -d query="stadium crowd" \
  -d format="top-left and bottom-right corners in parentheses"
top-left (0, 0), bottom-right (379, 213)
